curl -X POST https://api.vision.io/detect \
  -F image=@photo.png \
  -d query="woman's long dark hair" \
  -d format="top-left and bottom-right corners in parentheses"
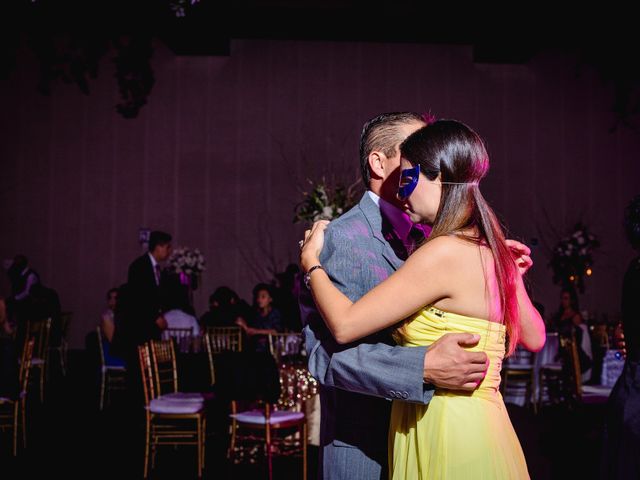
top-left (400, 120), bottom-right (520, 354)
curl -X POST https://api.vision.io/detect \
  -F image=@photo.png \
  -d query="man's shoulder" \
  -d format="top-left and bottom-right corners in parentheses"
top-left (326, 202), bottom-right (370, 237)
top-left (129, 254), bottom-right (150, 269)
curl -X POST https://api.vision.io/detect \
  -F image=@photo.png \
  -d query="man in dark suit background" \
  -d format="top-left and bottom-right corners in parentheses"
top-left (113, 230), bottom-right (172, 405)
top-left (124, 230), bottom-right (172, 346)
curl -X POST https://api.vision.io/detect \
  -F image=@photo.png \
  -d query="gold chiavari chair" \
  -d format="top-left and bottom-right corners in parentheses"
top-left (203, 327), bottom-right (242, 385)
top-left (501, 346), bottom-right (537, 413)
top-left (150, 339), bottom-right (179, 396)
top-left (139, 343), bottom-right (206, 479)
top-left (561, 331), bottom-right (611, 405)
top-left (26, 318), bottom-right (51, 403)
top-left (149, 339), bottom-right (207, 402)
top-left (48, 311), bottom-right (72, 376)
top-left (162, 326), bottom-right (194, 354)
top-left (268, 332), bottom-right (304, 364)
top-left (96, 326), bottom-right (126, 411)
top-left (217, 351), bottom-right (307, 480)
top-left (0, 338), bottom-right (34, 456)
top-left (205, 326), bottom-right (242, 352)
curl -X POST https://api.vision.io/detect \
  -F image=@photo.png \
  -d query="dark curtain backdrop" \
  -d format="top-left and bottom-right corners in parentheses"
top-left (1, 39), bottom-right (639, 347)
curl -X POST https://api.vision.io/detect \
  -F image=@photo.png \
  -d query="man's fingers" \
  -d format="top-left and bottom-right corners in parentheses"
top-left (462, 350), bottom-right (488, 364)
top-left (465, 372), bottom-right (486, 382)
top-left (452, 332), bottom-right (481, 347)
top-left (460, 381), bottom-right (482, 391)
top-left (466, 361), bottom-right (490, 375)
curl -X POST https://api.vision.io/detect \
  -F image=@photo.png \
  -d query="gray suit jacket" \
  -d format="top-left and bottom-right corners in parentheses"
top-left (300, 192), bottom-right (434, 480)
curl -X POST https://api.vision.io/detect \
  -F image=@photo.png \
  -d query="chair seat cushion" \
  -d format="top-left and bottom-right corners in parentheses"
top-left (582, 384), bottom-right (612, 403)
top-left (149, 398), bottom-right (204, 414)
top-left (0, 390), bottom-right (25, 403)
top-left (160, 392), bottom-right (205, 403)
top-left (505, 365), bottom-right (534, 371)
top-left (103, 365), bottom-right (126, 372)
top-left (231, 409), bottom-right (305, 425)
top-left (541, 363), bottom-right (562, 371)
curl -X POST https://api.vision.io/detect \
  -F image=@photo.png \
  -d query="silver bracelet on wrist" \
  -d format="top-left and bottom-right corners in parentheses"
top-left (304, 264), bottom-right (324, 289)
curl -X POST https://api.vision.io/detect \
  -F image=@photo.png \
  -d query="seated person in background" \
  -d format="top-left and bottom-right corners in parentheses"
top-left (553, 287), bottom-right (584, 330)
top-left (163, 279), bottom-right (200, 337)
top-left (236, 283), bottom-right (283, 352)
top-left (6, 254), bottom-right (40, 325)
top-left (553, 287), bottom-right (592, 377)
top-left (274, 264), bottom-right (303, 332)
top-left (101, 288), bottom-right (119, 343)
top-left (25, 282), bottom-right (63, 347)
top-left (200, 286), bottom-right (251, 329)
top-left (0, 299), bottom-right (12, 337)
top-left (0, 300), bottom-right (19, 399)
top-left (100, 287), bottom-right (125, 367)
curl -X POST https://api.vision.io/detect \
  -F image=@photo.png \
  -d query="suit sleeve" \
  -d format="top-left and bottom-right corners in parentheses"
top-left (300, 225), bottom-right (434, 404)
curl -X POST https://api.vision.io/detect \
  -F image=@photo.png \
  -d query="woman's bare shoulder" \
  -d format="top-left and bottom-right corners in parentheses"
top-left (409, 235), bottom-right (472, 266)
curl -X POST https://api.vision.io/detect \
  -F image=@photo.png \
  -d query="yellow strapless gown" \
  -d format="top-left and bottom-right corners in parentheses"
top-left (389, 306), bottom-right (530, 479)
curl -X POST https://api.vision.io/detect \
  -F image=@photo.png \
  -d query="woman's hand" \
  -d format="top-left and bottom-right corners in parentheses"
top-left (505, 239), bottom-right (533, 276)
top-left (234, 317), bottom-right (248, 331)
top-left (300, 220), bottom-right (330, 271)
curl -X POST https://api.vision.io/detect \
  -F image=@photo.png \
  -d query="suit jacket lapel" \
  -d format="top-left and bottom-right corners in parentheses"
top-left (357, 192), bottom-right (405, 271)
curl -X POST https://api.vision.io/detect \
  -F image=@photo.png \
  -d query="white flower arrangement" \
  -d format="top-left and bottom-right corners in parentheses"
top-left (168, 247), bottom-right (206, 276)
top-left (294, 176), bottom-right (361, 223)
top-left (550, 223), bottom-right (599, 292)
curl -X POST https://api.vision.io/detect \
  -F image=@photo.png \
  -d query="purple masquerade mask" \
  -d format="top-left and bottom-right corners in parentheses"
top-left (398, 164), bottom-right (420, 201)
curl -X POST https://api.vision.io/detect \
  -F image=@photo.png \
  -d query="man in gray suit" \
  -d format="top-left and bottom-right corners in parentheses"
top-left (301, 112), bottom-right (526, 479)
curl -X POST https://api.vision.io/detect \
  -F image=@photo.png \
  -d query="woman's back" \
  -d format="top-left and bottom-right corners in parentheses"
top-left (412, 235), bottom-right (503, 324)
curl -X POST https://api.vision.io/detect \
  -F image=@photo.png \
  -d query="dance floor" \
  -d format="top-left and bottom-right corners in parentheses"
top-left (0, 350), bottom-right (605, 479)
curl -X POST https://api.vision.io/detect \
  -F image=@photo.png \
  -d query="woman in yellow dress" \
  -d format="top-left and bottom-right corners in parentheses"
top-left (300, 119), bottom-right (546, 479)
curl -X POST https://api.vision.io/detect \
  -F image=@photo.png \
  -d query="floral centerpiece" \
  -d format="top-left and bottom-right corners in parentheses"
top-left (550, 223), bottom-right (600, 292)
top-left (170, 0), bottom-right (200, 17)
top-left (294, 176), bottom-right (362, 223)
top-left (167, 247), bottom-right (206, 290)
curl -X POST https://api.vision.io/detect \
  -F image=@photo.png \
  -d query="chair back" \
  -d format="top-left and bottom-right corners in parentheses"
top-left (58, 311), bottom-right (72, 344)
top-left (268, 333), bottom-right (304, 363)
top-left (215, 350), bottom-right (280, 405)
top-left (96, 326), bottom-right (106, 368)
top-left (149, 339), bottom-right (178, 395)
top-left (559, 330), bottom-right (583, 400)
top-left (163, 327), bottom-right (194, 353)
top-left (19, 338), bottom-right (35, 395)
top-left (592, 324), bottom-right (610, 350)
top-left (138, 344), bottom-right (156, 406)
top-left (26, 318), bottom-right (51, 361)
top-left (205, 326), bottom-right (242, 353)
top-left (504, 344), bottom-right (536, 367)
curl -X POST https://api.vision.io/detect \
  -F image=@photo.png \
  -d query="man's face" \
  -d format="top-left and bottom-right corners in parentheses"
top-left (378, 121), bottom-right (425, 208)
top-left (154, 243), bottom-right (173, 262)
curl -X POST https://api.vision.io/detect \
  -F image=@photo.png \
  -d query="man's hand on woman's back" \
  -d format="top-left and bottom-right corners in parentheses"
top-left (423, 333), bottom-right (489, 390)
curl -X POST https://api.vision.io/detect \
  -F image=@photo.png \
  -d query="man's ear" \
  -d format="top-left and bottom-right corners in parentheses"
top-left (368, 151), bottom-right (385, 179)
